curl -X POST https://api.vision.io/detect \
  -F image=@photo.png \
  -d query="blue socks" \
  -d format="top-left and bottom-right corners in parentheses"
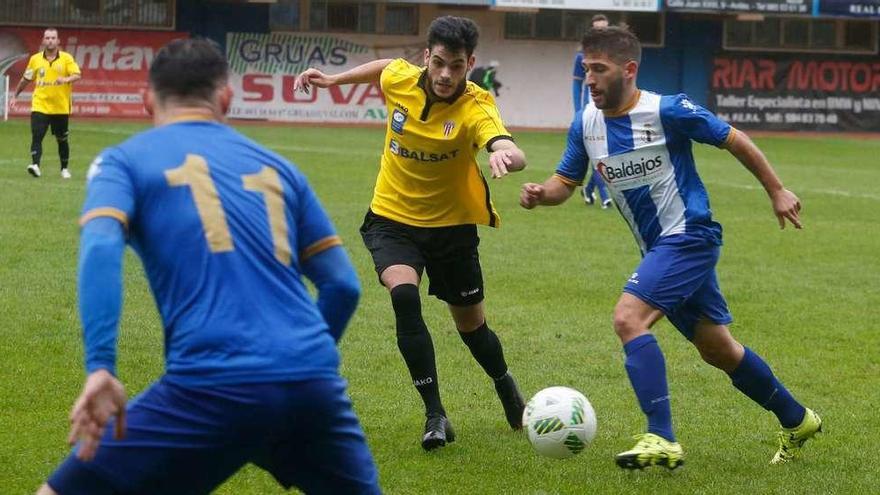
top-left (623, 334), bottom-right (676, 442)
top-left (729, 347), bottom-right (806, 428)
top-left (623, 337), bottom-right (805, 440)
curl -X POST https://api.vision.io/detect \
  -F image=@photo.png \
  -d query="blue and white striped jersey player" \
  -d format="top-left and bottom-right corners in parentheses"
top-left (38, 39), bottom-right (379, 495)
top-left (520, 26), bottom-right (821, 470)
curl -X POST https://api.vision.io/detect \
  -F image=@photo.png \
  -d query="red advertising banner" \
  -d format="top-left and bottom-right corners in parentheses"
top-left (1, 28), bottom-right (184, 118)
top-left (709, 54), bottom-right (880, 132)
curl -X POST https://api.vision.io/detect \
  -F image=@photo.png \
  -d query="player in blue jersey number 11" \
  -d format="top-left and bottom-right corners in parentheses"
top-left (521, 26), bottom-right (821, 470)
top-left (37, 39), bottom-right (380, 494)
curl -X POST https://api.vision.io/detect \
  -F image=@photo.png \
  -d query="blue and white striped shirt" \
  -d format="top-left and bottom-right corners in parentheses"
top-left (556, 90), bottom-right (735, 253)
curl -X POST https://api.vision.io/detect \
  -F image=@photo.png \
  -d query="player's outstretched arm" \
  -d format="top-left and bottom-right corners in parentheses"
top-left (71, 217), bottom-right (128, 460)
top-left (302, 245), bottom-right (361, 343)
top-left (725, 130), bottom-right (802, 229)
top-left (294, 59), bottom-right (394, 94)
top-left (488, 138), bottom-right (526, 178)
top-left (520, 176), bottom-right (576, 209)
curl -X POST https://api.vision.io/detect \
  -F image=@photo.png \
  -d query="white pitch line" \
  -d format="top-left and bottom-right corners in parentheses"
top-left (704, 180), bottom-right (880, 201)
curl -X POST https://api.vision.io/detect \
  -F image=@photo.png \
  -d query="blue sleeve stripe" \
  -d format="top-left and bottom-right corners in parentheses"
top-left (80, 207), bottom-right (128, 229)
top-left (301, 235), bottom-right (342, 262)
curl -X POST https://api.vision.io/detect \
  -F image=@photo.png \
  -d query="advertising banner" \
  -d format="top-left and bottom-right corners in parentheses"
top-left (492, 0), bottom-right (658, 11)
top-left (818, 0), bottom-right (880, 17)
top-left (227, 32), bottom-right (427, 124)
top-left (226, 32), bottom-right (590, 128)
top-left (709, 53), bottom-right (880, 132)
top-left (0, 28), bottom-right (182, 118)
top-left (665, 0), bottom-right (810, 14)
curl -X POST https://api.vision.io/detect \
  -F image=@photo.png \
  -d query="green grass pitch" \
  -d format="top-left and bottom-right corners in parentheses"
top-left (1, 119), bottom-right (878, 494)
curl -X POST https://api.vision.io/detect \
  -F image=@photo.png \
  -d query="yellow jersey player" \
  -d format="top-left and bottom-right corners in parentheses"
top-left (12, 27), bottom-right (81, 179)
top-left (295, 15), bottom-right (528, 451)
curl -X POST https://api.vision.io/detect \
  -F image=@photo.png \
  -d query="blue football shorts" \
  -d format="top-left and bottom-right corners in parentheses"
top-left (623, 234), bottom-right (733, 340)
top-left (47, 376), bottom-right (380, 495)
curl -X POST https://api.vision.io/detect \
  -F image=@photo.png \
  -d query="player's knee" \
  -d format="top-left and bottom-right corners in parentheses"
top-left (390, 283), bottom-right (419, 311)
top-left (56, 133), bottom-right (68, 143)
top-left (696, 341), bottom-right (739, 371)
top-left (452, 308), bottom-right (484, 334)
top-left (390, 284), bottom-right (423, 332)
top-left (612, 309), bottom-right (641, 341)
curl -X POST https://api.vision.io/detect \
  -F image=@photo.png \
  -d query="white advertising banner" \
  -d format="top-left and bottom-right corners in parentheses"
top-left (227, 31), bottom-right (581, 128)
top-left (491, 0), bottom-right (659, 11)
top-left (227, 32), bottom-right (425, 124)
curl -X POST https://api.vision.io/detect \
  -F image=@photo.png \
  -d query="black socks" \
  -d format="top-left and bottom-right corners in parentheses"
top-left (391, 284), bottom-right (445, 417)
top-left (459, 322), bottom-right (508, 381)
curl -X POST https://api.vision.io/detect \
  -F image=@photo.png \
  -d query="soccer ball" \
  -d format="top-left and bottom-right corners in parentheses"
top-left (523, 386), bottom-right (597, 459)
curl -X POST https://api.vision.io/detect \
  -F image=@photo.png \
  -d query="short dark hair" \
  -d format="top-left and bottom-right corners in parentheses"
top-left (581, 25), bottom-right (641, 65)
top-left (149, 38), bottom-right (228, 103)
top-left (590, 14), bottom-right (608, 25)
top-left (426, 16), bottom-right (479, 57)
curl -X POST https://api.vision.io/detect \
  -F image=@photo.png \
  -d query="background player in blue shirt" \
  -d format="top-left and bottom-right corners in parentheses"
top-left (38, 39), bottom-right (380, 495)
top-left (521, 26), bottom-right (821, 470)
top-left (573, 14), bottom-right (611, 209)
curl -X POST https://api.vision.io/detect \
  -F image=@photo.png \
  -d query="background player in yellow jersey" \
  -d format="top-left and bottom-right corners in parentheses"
top-left (11, 28), bottom-right (81, 179)
top-left (295, 15), bottom-right (528, 451)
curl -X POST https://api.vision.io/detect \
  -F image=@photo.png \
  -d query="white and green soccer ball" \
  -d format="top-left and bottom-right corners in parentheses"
top-left (523, 386), bottom-right (597, 459)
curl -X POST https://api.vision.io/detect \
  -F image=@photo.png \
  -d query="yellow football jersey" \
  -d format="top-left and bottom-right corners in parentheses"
top-left (371, 58), bottom-right (512, 228)
top-left (24, 50), bottom-right (81, 115)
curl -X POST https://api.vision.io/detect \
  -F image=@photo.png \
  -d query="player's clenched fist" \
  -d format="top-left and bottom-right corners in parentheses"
top-left (520, 183), bottom-right (544, 209)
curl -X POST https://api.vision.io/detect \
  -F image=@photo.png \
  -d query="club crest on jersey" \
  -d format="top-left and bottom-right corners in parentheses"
top-left (391, 108), bottom-right (407, 135)
top-left (443, 120), bottom-right (455, 137)
top-left (680, 98), bottom-right (698, 113)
